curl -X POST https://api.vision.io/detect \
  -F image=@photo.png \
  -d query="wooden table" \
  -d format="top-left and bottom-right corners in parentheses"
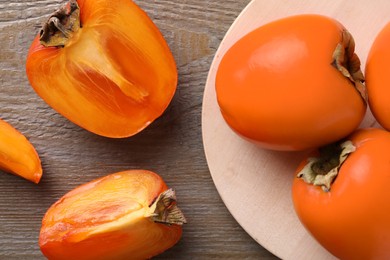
top-left (0, 0), bottom-right (278, 259)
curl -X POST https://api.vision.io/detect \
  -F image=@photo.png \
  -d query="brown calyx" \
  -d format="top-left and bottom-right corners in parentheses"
top-left (39, 0), bottom-right (81, 47)
top-left (150, 189), bottom-right (187, 225)
top-left (332, 30), bottom-right (367, 103)
top-left (297, 140), bottom-right (356, 192)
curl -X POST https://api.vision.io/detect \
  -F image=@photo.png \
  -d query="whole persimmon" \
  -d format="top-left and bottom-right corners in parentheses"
top-left (365, 22), bottom-right (390, 130)
top-left (292, 128), bottom-right (390, 259)
top-left (216, 14), bottom-right (366, 151)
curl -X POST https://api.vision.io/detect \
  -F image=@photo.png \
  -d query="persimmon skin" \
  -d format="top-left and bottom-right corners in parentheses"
top-left (39, 170), bottom-right (184, 260)
top-left (216, 14), bottom-right (366, 151)
top-left (26, 0), bottom-right (177, 138)
top-left (0, 119), bottom-right (42, 183)
top-left (292, 128), bottom-right (390, 260)
top-left (365, 22), bottom-right (390, 130)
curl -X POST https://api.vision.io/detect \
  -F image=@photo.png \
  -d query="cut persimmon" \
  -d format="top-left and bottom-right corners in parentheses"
top-left (0, 119), bottom-right (42, 183)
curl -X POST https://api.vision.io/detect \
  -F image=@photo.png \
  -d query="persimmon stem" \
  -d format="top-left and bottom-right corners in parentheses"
top-left (297, 141), bottom-right (356, 192)
top-left (149, 189), bottom-right (187, 225)
top-left (39, 0), bottom-right (80, 47)
top-left (332, 30), bottom-right (367, 102)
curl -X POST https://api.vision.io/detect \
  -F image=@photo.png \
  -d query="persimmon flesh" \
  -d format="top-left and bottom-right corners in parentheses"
top-left (26, 0), bottom-right (177, 138)
top-left (39, 170), bottom-right (186, 260)
top-left (0, 119), bottom-right (42, 183)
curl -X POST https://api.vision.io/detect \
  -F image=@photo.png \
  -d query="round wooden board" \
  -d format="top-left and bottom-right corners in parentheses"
top-left (202, 0), bottom-right (386, 259)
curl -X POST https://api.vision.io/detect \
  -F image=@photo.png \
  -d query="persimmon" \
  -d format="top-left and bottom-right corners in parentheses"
top-left (215, 14), bottom-right (366, 151)
top-left (365, 22), bottom-right (390, 130)
top-left (292, 128), bottom-right (390, 259)
top-left (39, 170), bottom-right (186, 260)
top-left (26, 0), bottom-right (177, 138)
top-left (0, 119), bottom-right (42, 183)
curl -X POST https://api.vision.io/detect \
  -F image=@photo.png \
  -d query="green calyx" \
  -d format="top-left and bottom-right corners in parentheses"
top-left (297, 140), bottom-right (356, 192)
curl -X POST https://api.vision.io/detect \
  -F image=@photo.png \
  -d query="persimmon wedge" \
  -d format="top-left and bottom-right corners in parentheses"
top-left (26, 0), bottom-right (177, 138)
top-left (39, 170), bottom-right (186, 260)
top-left (0, 119), bottom-right (42, 183)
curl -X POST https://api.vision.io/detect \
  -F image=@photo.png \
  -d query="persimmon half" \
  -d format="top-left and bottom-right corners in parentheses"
top-left (216, 14), bottom-right (367, 151)
top-left (26, 0), bottom-right (177, 138)
top-left (39, 170), bottom-right (186, 260)
top-left (0, 119), bottom-right (42, 183)
top-left (365, 22), bottom-right (390, 130)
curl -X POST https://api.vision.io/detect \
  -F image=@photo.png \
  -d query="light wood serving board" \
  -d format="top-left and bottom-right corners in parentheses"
top-left (202, 0), bottom-right (387, 259)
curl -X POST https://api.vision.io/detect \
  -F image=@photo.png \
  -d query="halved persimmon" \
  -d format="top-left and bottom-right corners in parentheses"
top-left (26, 0), bottom-right (177, 138)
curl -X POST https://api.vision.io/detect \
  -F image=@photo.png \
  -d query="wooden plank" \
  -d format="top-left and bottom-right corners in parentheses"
top-left (0, 0), bottom-right (276, 259)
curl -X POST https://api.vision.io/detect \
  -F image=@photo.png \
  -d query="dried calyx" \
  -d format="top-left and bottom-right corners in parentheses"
top-left (149, 189), bottom-right (187, 225)
top-left (297, 141), bottom-right (356, 192)
top-left (40, 0), bottom-right (80, 47)
top-left (332, 30), bottom-right (367, 102)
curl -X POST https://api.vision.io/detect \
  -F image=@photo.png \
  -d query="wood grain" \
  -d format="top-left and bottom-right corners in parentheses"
top-left (0, 0), bottom-right (277, 259)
